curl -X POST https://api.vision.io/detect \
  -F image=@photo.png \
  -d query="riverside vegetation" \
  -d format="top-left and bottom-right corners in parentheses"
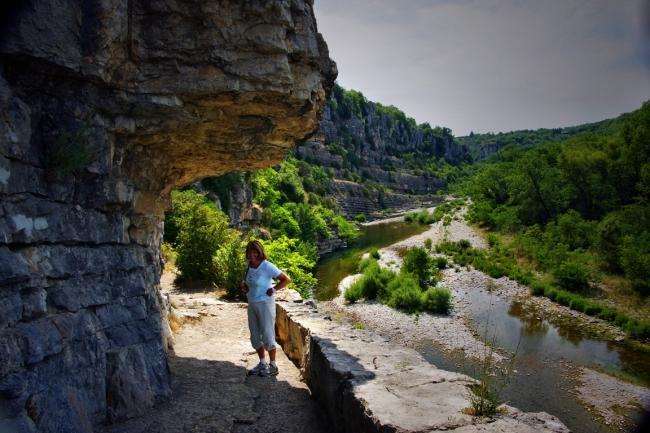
top-left (446, 101), bottom-right (650, 342)
top-left (163, 156), bottom-right (357, 299)
top-left (163, 85), bottom-right (650, 344)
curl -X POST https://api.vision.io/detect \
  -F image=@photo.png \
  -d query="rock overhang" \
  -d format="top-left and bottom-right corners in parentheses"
top-left (0, 1), bottom-right (335, 431)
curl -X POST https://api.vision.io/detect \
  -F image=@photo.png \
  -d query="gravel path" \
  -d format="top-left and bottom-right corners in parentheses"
top-left (102, 280), bottom-right (329, 433)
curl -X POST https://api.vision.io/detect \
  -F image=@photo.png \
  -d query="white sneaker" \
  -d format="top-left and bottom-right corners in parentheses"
top-left (247, 361), bottom-right (268, 376)
top-left (259, 363), bottom-right (279, 377)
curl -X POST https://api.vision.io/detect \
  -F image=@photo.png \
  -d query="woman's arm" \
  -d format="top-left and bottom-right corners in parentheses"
top-left (266, 272), bottom-right (291, 296)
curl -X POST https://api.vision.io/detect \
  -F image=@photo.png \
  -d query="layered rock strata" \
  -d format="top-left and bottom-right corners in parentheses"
top-left (276, 300), bottom-right (570, 433)
top-left (0, 1), bottom-right (335, 432)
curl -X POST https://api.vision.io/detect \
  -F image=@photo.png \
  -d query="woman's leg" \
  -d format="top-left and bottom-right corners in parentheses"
top-left (247, 303), bottom-right (264, 357)
top-left (260, 300), bottom-right (278, 356)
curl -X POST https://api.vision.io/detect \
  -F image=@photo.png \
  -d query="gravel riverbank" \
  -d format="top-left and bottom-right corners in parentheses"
top-left (319, 210), bottom-right (648, 433)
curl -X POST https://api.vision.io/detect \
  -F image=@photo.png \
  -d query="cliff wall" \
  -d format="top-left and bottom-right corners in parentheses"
top-left (0, 1), bottom-right (335, 432)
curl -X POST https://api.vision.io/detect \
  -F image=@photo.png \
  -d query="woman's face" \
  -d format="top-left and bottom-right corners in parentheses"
top-left (246, 247), bottom-right (261, 264)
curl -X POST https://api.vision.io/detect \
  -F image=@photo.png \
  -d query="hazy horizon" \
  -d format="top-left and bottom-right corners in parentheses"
top-left (314, 0), bottom-right (650, 136)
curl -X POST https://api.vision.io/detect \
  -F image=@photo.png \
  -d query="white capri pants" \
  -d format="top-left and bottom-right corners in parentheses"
top-left (247, 300), bottom-right (277, 351)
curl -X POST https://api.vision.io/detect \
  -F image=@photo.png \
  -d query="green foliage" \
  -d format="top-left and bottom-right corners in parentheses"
top-left (386, 273), bottom-right (423, 313)
top-left (212, 234), bottom-right (249, 299)
top-left (620, 233), bottom-right (650, 295)
top-left (552, 255), bottom-right (593, 292)
top-left (459, 101), bottom-right (650, 311)
top-left (166, 190), bottom-right (233, 282)
top-left (422, 287), bottom-right (452, 314)
top-left (263, 236), bottom-right (317, 298)
top-left (435, 239), bottom-right (650, 340)
top-left (369, 248), bottom-right (381, 259)
top-left (344, 252), bottom-right (453, 315)
top-left (402, 247), bottom-right (437, 288)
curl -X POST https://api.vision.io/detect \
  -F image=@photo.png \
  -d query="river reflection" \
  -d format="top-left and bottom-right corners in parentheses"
top-left (466, 287), bottom-right (650, 386)
top-left (508, 302), bottom-right (550, 336)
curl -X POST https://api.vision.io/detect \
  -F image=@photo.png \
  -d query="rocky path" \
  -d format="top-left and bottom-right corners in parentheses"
top-left (101, 288), bottom-right (329, 433)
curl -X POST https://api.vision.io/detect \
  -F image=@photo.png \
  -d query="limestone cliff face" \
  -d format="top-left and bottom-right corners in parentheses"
top-left (0, 1), bottom-right (335, 431)
top-left (295, 85), bottom-right (469, 215)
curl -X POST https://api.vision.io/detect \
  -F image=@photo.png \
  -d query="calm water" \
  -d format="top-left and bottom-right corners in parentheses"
top-left (313, 220), bottom-right (429, 300)
top-left (419, 287), bottom-right (650, 433)
top-left (316, 219), bottom-right (650, 433)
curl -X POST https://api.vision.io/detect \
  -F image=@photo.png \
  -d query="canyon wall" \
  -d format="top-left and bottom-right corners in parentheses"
top-left (0, 1), bottom-right (335, 431)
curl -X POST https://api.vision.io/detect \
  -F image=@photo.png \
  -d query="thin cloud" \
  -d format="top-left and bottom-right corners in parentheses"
top-left (314, 0), bottom-right (650, 135)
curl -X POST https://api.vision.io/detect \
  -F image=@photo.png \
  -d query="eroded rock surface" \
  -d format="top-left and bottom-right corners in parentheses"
top-left (276, 300), bottom-right (570, 433)
top-left (0, 1), bottom-right (335, 432)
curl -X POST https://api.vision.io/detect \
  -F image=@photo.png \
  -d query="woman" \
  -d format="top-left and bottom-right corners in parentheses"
top-left (241, 240), bottom-right (291, 377)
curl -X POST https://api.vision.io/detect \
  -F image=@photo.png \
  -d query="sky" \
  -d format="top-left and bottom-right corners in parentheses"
top-left (313, 0), bottom-right (650, 136)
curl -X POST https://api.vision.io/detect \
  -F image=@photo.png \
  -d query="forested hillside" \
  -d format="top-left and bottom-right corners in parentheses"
top-left (457, 116), bottom-right (627, 160)
top-left (452, 101), bottom-right (650, 338)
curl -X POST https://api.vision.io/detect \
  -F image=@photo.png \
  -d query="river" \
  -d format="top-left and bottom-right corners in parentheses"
top-left (315, 218), bottom-right (650, 433)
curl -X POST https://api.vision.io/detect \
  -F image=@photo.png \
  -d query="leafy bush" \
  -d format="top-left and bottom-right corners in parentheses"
top-left (264, 236), bottom-right (317, 298)
top-left (369, 248), bottom-right (381, 259)
top-left (344, 281), bottom-right (363, 303)
top-left (212, 234), bottom-right (249, 299)
top-left (402, 247), bottom-right (437, 288)
top-left (386, 274), bottom-right (423, 313)
top-left (552, 256), bottom-right (592, 292)
top-left (161, 242), bottom-right (177, 267)
top-left (422, 287), bottom-right (452, 314)
top-left (433, 256), bottom-right (448, 270)
top-left (167, 190), bottom-right (232, 282)
top-left (620, 233), bottom-right (650, 296)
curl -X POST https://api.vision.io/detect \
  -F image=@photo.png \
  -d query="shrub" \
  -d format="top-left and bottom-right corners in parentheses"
top-left (619, 233), bottom-right (650, 296)
top-left (344, 281), bottom-right (363, 303)
top-left (212, 234), bottom-right (248, 299)
top-left (424, 238), bottom-right (433, 251)
top-left (354, 213), bottom-right (367, 223)
top-left (264, 236), bottom-right (317, 298)
top-left (458, 239), bottom-right (472, 250)
top-left (486, 233), bottom-right (499, 248)
top-left (552, 257), bottom-right (591, 292)
top-left (569, 296), bottom-right (587, 312)
top-left (402, 247), bottom-right (437, 288)
top-left (169, 190), bottom-right (232, 282)
top-left (433, 256), bottom-right (448, 270)
top-left (597, 307), bottom-right (617, 321)
top-left (544, 286), bottom-right (558, 301)
top-left (555, 291), bottom-right (573, 306)
top-left (369, 248), bottom-right (381, 259)
top-left (333, 215), bottom-right (358, 242)
top-left (422, 287), bottom-right (452, 314)
top-left (386, 274), bottom-right (423, 313)
top-left (583, 303), bottom-right (602, 316)
top-left (529, 280), bottom-right (547, 296)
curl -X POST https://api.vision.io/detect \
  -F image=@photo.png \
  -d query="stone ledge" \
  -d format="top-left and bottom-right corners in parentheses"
top-left (275, 300), bottom-right (570, 433)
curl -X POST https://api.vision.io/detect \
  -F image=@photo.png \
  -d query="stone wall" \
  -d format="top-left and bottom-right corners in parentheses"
top-left (275, 300), bottom-right (571, 433)
top-left (0, 1), bottom-right (335, 432)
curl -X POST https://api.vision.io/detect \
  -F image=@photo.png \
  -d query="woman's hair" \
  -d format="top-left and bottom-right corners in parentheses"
top-left (245, 240), bottom-right (268, 261)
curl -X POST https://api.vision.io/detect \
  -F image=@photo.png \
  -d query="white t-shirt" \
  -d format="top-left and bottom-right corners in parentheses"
top-left (245, 260), bottom-right (281, 303)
